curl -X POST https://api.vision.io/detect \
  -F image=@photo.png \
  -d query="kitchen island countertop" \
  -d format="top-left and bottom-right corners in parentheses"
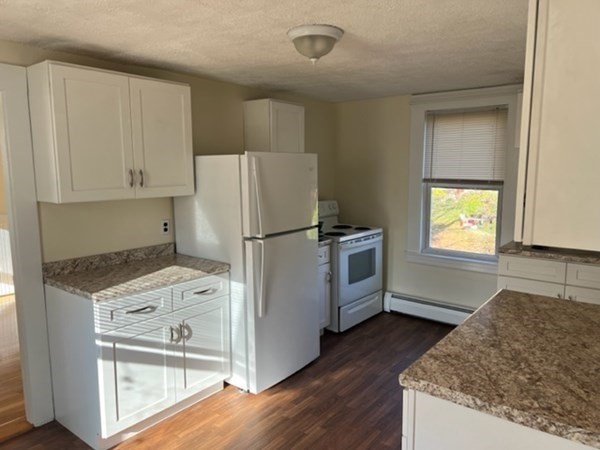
top-left (399, 289), bottom-right (600, 448)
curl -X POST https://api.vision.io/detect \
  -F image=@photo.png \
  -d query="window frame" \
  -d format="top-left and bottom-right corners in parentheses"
top-left (406, 86), bottom-right (520, 275)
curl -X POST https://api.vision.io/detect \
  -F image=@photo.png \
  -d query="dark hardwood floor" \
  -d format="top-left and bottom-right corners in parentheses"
top-left (1, 312), bottom-right (453, 450)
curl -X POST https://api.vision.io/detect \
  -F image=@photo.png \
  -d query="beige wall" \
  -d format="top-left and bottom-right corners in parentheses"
top-left (0, 40), bottom-right (336, 262)
top-left (335, 96), bottom-right (498, 309)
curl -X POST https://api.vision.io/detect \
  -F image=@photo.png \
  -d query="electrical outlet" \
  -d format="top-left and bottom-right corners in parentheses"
top-left (161, 219), bottom-right (170, 235)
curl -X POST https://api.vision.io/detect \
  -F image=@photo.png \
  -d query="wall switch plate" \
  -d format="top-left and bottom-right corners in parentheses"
top-left (161, 219), bottom-right (170, 235)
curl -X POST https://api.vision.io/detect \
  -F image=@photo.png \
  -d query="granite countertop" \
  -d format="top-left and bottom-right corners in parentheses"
top-left (500, 241), bottom-right (600, 265)
top-left (399, 289), bottom-right (600, 448)
top-left (44, 244), bottom-right (229, 302)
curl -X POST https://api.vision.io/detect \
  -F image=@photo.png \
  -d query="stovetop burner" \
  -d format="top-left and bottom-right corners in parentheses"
top-left (354, 226), bottom-right (371, 231)
top-left (332, 224), bottom-right (353, 229)
top-left (325, 231), bottom-right (347, 237)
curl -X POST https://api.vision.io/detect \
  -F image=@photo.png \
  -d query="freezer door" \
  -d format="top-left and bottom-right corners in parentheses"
top-left (241, 152), bottom-right (318, 238)
top-left (245, 228), bottom-right (320, 393)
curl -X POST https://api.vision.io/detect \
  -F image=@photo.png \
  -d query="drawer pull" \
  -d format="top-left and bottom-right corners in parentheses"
top-left (182, 323), bottom-right (193, 341)
top-left (125, 305), bottom-right (158, 315)
top-left (193, 286), bottom-right (219, 296)
top-left (170, 325), bottom-right (182, 344)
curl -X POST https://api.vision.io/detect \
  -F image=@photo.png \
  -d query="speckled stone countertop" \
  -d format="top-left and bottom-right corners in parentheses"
top-left (43, 244), bottom-right (229, 302)
top-left (500, 241), bottom-right (600, 265)
top-left (399, 289), bottom-right (600, 448)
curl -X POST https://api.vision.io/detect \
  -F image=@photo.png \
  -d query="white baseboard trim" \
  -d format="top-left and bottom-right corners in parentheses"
top-left (384, 291), bottom-right (474, 326)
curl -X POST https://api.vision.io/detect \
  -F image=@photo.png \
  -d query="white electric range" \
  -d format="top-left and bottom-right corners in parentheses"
top-left (318, 201), bottom-right (383, 332)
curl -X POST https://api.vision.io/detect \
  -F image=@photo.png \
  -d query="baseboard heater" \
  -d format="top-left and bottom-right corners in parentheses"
top-left (384, 292), bottom-right (475, 326)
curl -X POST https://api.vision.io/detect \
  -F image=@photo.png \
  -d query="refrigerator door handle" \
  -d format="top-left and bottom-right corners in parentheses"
top-left (257, 240), bottom-right (266, 318)
top-left (251, 156), bottom-right (264, 237)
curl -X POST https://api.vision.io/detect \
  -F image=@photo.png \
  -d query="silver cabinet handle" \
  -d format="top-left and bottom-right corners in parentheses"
top-left (170, 325), bottom-right (182, 344)
top-left (128, 169), bottom-right (135, 188)
top-left (557, 293), bottom-right (563, 299)
top-left (568, 295), bottom-right (576, 301)
top-left (193, 286), bottom-right (219, 296)
top-left (326, 271), bottom-right (332, 282)
top-left (139, 169), bottom-right (144, 187)
top-left (125, 305), bottom-right (157, 315)
top-left (182, 323), bottom-right (193, 341)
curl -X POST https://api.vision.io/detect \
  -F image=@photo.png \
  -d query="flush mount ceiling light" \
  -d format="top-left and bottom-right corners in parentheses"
top-left (287, 24), bottom-right (344, 64)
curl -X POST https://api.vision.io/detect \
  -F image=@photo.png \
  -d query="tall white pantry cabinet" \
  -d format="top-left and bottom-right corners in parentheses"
top-left (515, 0), bottom-right (600, 251)
top-left (27, 61), bottom-right (194, 203)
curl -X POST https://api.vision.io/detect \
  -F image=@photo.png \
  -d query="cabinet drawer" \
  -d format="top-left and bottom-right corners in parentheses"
top-left (566, 263), bottom-right (600, 290)
top-left (564, 285), bottom-right (600, 306)
top-left (497, 276), bottom-right (564, 299)
top-left (498, 255), bottom-right (566, 283)
top-left (173, 274), bottom-right (229, 310)
top-left (95, 288), bottom-right (171, 333)
top-left (318, 245), bottom-right (330, 265)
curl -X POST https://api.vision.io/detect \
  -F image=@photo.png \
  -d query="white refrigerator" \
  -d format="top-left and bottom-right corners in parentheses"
top-left (174, 152), bottom-right (319, 394)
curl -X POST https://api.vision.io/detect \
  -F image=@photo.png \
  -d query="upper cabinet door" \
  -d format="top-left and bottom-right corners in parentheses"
top-left (130, 78), bottom-right (194, 198)
top-left (243, 99), bottom-right (305, 153)
top-left (30, 63), bottom-right (136, 202)
top-left (270, 100), bottom-right (305, 153)
top-left (521, 0), bottom-right (600, 251)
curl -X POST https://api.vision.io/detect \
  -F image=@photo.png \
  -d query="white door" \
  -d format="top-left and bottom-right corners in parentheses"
top-left (241, 152), bottom-right (318, 238)
top-left (270, 101), bottom-right (305, 153)
top-left (130, 78), bottom-right (194, 198)
top-left (49, 64), bottom-right (135, 202)
top-left (245, 228), bottom-right (319, 393)
top-left (173, 297), bottom-right (231, 401)
top-left (99, 315), bottom-right (176, 437)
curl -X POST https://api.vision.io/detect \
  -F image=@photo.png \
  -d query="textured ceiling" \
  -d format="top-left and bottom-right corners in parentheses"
top-left (0, 0), bottom-right (528, 102)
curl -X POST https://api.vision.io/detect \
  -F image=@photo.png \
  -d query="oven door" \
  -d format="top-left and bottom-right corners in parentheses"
top-left (337, 234), bottom-right (383, 306)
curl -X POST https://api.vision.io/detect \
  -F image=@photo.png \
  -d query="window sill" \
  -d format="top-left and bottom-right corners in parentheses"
top-left (406, 251), bottom-right (499, 275)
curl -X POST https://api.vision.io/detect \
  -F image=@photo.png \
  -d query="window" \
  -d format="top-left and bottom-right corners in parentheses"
top-left (406, 86), bottom-right (519, 274)
top-left (422, 108), bottom-right (507, 261)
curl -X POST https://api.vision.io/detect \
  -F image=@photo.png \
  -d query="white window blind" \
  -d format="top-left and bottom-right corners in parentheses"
top-left (423, 108), bottom-right (508, 182)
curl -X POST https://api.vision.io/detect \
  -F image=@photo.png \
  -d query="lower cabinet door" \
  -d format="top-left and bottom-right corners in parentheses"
top-left (99, 315), bottom-right (176, 437)
top-left (565, 285), bottom-right (600, 306)
top-left (174, 296), bottom-right (231, 401)
top-left (318, 262), bottom-right (331, 329)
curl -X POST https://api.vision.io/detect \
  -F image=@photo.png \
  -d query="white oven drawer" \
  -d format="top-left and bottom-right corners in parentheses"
top-left (339, 290), bottom-right (382, 332)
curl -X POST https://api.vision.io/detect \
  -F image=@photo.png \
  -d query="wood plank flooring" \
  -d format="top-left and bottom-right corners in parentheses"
top-left (0, 295), bottom-right (31, 443)
top-left (1, 312), bottom-right (453, 450)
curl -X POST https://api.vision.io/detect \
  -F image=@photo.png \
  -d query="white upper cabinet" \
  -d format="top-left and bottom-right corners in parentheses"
top-left (130, 78), bottom-right (193, 198)
top-left (27, 61), bottom-right (194, 203)
top-left (243, 99), bottom-right (305, 153)
top-left (518, 0), bottom-right (600, 251)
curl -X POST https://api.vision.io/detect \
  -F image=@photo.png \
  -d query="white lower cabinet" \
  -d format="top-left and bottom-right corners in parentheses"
top-left (45, 274), bottom-right (230, 449)
top-left (318, 245), bottom-right (331, 330)
top-left (498, 254), bottom-right (600, 305)
top-left (174, 298), bottom-right (231, 401)
top-left (100, 316), bottom-right (176, 437)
